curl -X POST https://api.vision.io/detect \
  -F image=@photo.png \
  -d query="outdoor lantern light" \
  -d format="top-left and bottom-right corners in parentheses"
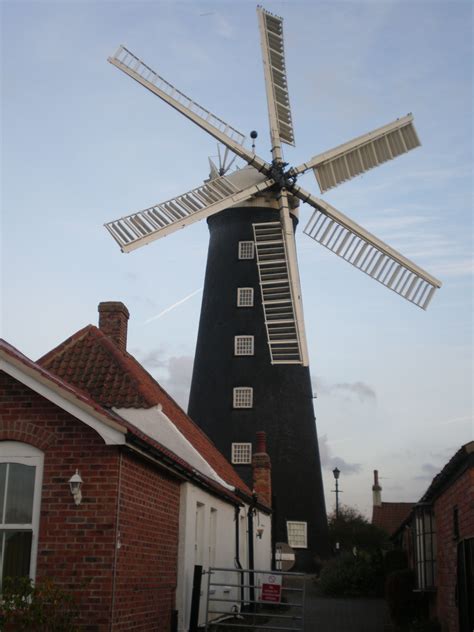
top-left (68, 469), bottom-right (83, 505)
top-left (332, 467), bottom-right (340, 480)
top-left (256, 526), bottom-right (265, 539)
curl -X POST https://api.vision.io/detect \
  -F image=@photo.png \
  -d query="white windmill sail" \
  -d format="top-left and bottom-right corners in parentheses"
top-left (257, 6), bottom-right (295, 151)
top-left (294, 185), bottom-right (441, 310)
top-left (291, 114), bottom-right (421, 193)
top-left (253, 190), bottom-right (309, 366)
top-left (106, 170), bottom-right (274, 253)
top-left (108, 46), bottom-right (271, 175)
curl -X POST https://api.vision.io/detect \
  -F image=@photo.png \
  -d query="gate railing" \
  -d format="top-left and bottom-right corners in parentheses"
top-left (204, 567), bottom-right (305, 631)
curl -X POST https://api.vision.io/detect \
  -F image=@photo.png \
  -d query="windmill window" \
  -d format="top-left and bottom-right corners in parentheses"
top-left (238, 241), bottom-right (255, 260)
top-left (231, 443), bottom-right (252, 465)
top-left (0, 442), bottom-right (44, 591)
top-left (234, 336), bottom-right (254, 356)
top-left (237, 287), bottom-right (254, 307)
top-left (233, 387), bottom-right (253, 409)
top-left (287, 521), bottom-right (307, 549)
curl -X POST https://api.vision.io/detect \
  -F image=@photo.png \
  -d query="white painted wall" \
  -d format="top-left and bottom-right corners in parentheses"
top-left (176, 482), bottom-right (272, 631)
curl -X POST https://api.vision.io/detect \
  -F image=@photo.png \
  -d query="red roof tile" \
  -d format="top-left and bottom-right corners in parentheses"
top-left (372, 502), bottom-right (415, 536)
top-left (38, 326), bottom-right (251, 494)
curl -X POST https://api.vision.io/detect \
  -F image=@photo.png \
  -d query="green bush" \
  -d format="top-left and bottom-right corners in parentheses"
top-left (0, 576), bottom-right (78, 632)
top-left (319, 552), bottom-right (380, 597)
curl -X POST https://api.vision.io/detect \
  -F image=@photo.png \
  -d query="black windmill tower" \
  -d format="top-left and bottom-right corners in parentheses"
top-left (105, 7), bottom-right (441, 570)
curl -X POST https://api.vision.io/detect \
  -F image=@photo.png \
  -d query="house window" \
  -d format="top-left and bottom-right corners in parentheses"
top-left (287, 521), bottom-right (307, 548)
top-left (231, 443), bottom-right (252, 465)
top-left (238, 241), bottom-right (255, 260)
top-left (0, 442), bottom-right (44, 590)
top-left (234, 336), bottom-right (254, 356)
top-left (233, 387), bottom-right (253, 409)
top-left (414, 504), bottom-right (437, 590)
top-left (237, 287), bottom-right (254, 307)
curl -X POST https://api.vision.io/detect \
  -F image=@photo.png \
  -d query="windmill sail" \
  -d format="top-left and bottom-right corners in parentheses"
top-left (106, 170), bottom-right (274, 252)
top-left (109, 46), bottom-right (270, 175)
top-left (257, 7), bottom-right (295, 150)
top-left (294, 186), bottom-right (441, 310)
top-left (253, 212), bottom-right (308, 365)
top-left (291, 115), bottom-right (421, 193)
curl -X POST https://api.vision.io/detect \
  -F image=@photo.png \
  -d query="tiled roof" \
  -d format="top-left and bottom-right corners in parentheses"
top-left (372, 502), bottom-right (415, 536)
top-left (38, 326), bottom-right (251, 495)
top-left (420, 441), bottom-right (474, 503)
top-left (0, 338), bottom-right (127, 431)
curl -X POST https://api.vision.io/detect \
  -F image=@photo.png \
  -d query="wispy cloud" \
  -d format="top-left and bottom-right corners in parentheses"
top-left (318, 434), bottom-right (363, 475)
top-left (314, 377), bottom-right (376, 402)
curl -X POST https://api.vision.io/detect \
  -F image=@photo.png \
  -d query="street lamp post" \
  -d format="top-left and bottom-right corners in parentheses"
top-left (332, 467), bottom-right (341, 519)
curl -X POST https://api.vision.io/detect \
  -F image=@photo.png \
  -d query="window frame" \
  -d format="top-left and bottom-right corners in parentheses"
top-left (286, 521), bottom-right (308, 549)
top-left (238, 241), bottom-right (255, 260)
top-left (233, 387), bottom-right (253, 409)
top-left (234, 335), bottom-right (255, 356)
top-left (231, 443), bottom-right (252, 465)
top-left (413, 503), bottom-right (437, 591)
top-left (237, 287), bottom-right (254, 308)
top-left (0, 442), bottom-right (44, 589)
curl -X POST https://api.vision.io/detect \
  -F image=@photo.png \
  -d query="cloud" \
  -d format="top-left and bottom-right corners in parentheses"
top-left (136, 346), bottom-right (194, 410)
top-left (318, 434), bottom-right (362, 475)
top-left (415, 462), bottom-right (441, 481)
top-left (314, 377), bottom-right (376, 402)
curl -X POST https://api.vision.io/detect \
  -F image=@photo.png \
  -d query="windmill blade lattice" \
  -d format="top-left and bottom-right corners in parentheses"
top-left (106, 171), bottom-right (274, 252)
top-left (109, 46), bottom-right (271, 175)
top-left (258, 6), bottom-right (295, 150)
top-left (291, 114), bottom-right (421, 193)
top-left (297, 187), bottom-right (441, 310)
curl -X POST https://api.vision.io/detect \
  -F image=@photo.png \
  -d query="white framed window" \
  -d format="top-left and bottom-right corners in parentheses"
top-left (238, 241), bottom-right (255, 260)
top-left (233, 387), bottom-right (253, 409)
top-left (231, 443), bottom-right (252, 465)
top-left (287, 521), bottom-right (308, 549)
top-left (234, 335), bottom-right (254, 356)
top-left (237, 287), bottom-right (254, 307)
top-left (0, 442), bottom-right (44, 590)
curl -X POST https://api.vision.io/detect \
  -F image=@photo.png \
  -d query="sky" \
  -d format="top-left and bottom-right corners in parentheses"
top-left (1, 0), bottom-right (472, 518)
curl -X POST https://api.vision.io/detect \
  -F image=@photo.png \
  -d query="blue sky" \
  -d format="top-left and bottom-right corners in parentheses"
top-left (1, 0), bottom-right (472, 517)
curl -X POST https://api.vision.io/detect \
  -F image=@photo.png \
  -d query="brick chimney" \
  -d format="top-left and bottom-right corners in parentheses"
top-left (252, 431), bottom-right (272, 507)
top-left (98, 302), bottom-right (129, 351)
top-left (372, 469), bottom-right (382, 507)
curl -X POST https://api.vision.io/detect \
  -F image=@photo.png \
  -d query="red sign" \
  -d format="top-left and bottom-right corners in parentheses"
top-left (260, 574), bottom-right (282, 603)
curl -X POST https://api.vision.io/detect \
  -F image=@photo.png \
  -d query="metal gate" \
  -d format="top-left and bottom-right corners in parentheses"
top-left (204, 567), bottom-right (305, 631)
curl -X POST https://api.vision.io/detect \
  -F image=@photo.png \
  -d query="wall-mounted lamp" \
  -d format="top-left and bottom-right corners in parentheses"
top-left (256, 526), bottom-right (264, 539)
top-left (68, 470), bottom-right (83, 505)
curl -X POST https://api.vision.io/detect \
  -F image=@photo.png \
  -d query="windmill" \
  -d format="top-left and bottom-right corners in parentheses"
top-left (105, 7), bottom-right (441, 569)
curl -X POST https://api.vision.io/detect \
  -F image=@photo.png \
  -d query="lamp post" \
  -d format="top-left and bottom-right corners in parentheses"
top-left (332, 467), bottom-right (341, 519)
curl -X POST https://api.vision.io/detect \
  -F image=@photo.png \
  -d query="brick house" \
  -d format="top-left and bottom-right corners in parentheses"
top-left (0, 302), bottom-right (272, 631)
top-left (371, 469), bottom-right (414, 537)
top-left (391, 442), bottom-right (474, 632)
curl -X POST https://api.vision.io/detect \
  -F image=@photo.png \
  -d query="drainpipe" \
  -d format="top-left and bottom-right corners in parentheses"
top-left (247, 493), bottom-right (257, 609)
top-left (234, 505), bottom-right (244, 605)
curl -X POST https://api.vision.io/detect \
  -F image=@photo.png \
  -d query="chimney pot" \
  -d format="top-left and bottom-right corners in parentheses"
top-left (98, 302), bottom-right (129, 351)
top-left (372, 469), bottom-right (382, 507)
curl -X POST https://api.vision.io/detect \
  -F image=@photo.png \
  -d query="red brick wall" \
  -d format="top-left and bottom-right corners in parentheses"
top-left (0, 371), bottom-right (180, 631)
top-left (112, 453), bottom-right (180, 631)
top-left (434, 467), bottom-right (474, 632)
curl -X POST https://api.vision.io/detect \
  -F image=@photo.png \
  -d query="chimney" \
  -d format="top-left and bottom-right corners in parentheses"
top-left (252, 431), bottom-right (272, 508)
top-left (98, 302), bottom-right (130, 351)
top-left (372, 469), bottom-right (382, 507)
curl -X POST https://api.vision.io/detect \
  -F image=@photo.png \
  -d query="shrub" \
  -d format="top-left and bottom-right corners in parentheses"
top-left (319, 552), bottom-right (380, 597)
top-left (0, 576), bottom-right (78, 632)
